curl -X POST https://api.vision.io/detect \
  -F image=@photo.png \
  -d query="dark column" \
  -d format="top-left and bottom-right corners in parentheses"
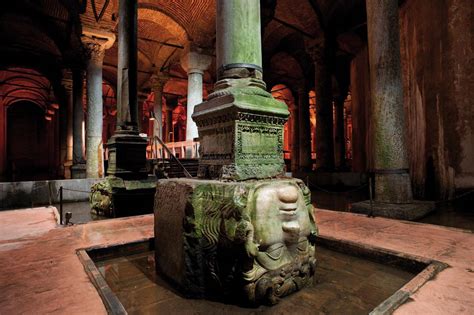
top-left (116, 0), bottom-right (138, 129)
top-left (290, 105), bottom-right (299, 173)
top-left (352, 0), bottom-right (434, 220)
top-left (334, 96), bottom-right (346, 170)
top-left (298, 87), bottom-right (312, 171)
top-left (60, 72), bottom-right (73, 178)
top-left (366, 0), bottom-right (412, 203)
top-left (307, 41), bottom-right (335, 171)
top-left (107, 0), bottom-right (147, 179)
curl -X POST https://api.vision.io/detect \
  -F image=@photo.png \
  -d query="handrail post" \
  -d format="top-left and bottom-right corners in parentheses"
top-left (59, 186), bottom-right (63, 225)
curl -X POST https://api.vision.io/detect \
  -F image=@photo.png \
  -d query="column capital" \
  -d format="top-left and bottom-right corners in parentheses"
top-left (180, 46), bottom-right (213, 75)
top-left (305, 38), bottom-right (326, 63)
top-left (81, 27), bottom-right (115, 61)
top-left (150, 72), bottom-right (169, 91)
top-left (61, 69), bottom-right (73, 92)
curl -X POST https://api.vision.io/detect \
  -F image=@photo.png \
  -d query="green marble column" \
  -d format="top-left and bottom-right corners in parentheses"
top-left (192, 0), bottom-right (289, 180)
top-left (216, 0), bottom-right (262, 78)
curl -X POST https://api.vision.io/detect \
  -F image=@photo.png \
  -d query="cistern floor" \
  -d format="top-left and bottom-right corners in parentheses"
top-left (0, 207), bottom-right (473, 314)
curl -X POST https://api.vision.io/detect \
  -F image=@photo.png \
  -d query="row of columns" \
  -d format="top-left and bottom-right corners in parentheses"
top-left (63, 40), bottom-right (211, 178)
top-left (289, 83), bottom-right (346, 173)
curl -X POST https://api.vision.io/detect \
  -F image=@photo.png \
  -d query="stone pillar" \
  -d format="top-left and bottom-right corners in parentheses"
top-left (181, 49), bottom-right (212, 143)
top-left (84, 41), bottom-right (106, 178)
top-left (61, 72), bottom-right (74, 178)
top-left (150, 73), bottom-right (168, 141)
top-left (155, 1), bottom-right (317, 305)
top-left (166, 107), bottom-right (174, 143)
top-left (307, 41), bottom-right (334, 171)
top-left (71, 69), bottom-right (86, 178)
top-left (89, 0), bottom-right (155, 218)
top-left (137, 92), bottom-right (148, 133)
top-left (192, 0), bottom-right (289, 180)
top-left (352, 0), bottom-right (434, 220)
top-left (366, 0), bottom-right (412, 203)
top-left (334, 97), bottom-right (346, 170)
top-left (106, 0), bottom-right (148, 179)
top-left (290, 105), bottom-right (299, 173)
top-left (298, 87), bottom-right (312, 171)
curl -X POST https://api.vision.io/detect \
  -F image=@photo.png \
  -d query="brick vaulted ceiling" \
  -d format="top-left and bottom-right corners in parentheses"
top-left (1, 0), bottom-right (367, 94)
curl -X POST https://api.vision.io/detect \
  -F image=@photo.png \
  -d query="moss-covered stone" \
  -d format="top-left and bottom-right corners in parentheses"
top-left (154, 178), bottom-right (318, 305)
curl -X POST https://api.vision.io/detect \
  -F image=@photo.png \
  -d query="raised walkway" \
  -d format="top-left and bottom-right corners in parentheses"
top-left (0, 207), bottom-right (472, 314)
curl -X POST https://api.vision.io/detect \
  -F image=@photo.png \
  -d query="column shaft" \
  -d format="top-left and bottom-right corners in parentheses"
top-left (117, 0), bottom-right (138, 129)
top-left (72, 70), bottom-right (85, 165)
top-left (298, 88), bottom-right (312, 171)
top-left (216, 0), bottom-right (262, 77)
top-left (366, 0), bottom-right (413, 202)
top-left (314, 57), bottom-right (335, 170)
top-left (290, 107), bottom-right (300, 173)
top-left (334, 98), bottom-right (346, 169)
top-left (186, 71), bottom-right (203, 141)
top-left (85, 45), bottom-right (105, 178)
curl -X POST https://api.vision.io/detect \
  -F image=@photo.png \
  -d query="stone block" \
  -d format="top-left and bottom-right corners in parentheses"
top-left (90, 175), bottom-right (156, 217)
top-left (351, 200), bottom-right (436, 221)
top-left (154, 177), bottom-right (318, 305)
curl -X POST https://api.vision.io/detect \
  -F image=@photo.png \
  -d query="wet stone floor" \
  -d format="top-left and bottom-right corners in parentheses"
top-left (95, 247), bottom-right (415, 315)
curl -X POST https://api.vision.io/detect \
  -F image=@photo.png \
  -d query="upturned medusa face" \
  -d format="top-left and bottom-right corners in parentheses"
top-left (252, 182), bottom-right (313, 270)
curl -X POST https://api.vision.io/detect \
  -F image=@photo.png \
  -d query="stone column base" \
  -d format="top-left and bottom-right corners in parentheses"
top-left (71, 163), bottom-right (86, 179)
top-left (90, 175), bottom-right (156, 217)
top-left (351, 200), bottom-right (436, 220)
top-left (154, 177), bottom-right (318, 305)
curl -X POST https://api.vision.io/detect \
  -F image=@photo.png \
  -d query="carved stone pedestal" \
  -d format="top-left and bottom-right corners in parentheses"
top-left (154, 177), bottom-right (318, 305)
top-left (193, 87), bottom-right (289, 180)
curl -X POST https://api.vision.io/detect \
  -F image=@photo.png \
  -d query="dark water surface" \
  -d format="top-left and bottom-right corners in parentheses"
top-left (95, 247), bottom-right (415, 315)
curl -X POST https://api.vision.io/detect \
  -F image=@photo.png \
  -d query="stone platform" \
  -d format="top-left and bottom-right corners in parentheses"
top-left (351, 200), bottom-right (436, 220)
top-left (0, 207), bottom-right (473, 314)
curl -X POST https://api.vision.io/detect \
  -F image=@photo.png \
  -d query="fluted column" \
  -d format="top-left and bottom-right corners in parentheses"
top-left (307, 40), bottom-right (334, 171)
top-left (181, 49), bottom-right (212, 143)
top-left (298, 87), bottom-right (312, 171)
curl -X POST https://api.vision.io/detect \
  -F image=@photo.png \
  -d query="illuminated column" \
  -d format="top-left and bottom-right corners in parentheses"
top-left (84, 42), bottom-right (106, 178)
top-left (71, 69), bottom-right (86, 178)
top-left (307, 40), bottom-right (335, 171)
top-left (150, 73), bottom-right (168, 140)
top-left (82, 30), bottom-right (115, 178)
top-left (298, 87), bottom-right (312, 171)
top-left (181, 49), bottom-right (212, 143)
top-left (137, 92), bottom-right (148, 133)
